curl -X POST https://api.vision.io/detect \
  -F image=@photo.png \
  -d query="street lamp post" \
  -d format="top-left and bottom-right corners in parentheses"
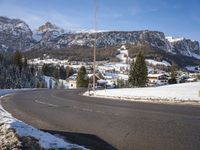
top-left (93, 0), bottom-right (98, 93)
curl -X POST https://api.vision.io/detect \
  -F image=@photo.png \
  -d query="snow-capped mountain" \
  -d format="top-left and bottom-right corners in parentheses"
top-left (0, 16), bottom-right (33, 51)
top-left (33, 22), bottom-right (64, 42)
top-left (35, 30), bottom-right (173, 51)
top-left (166, 37), bottom-right (200, 59)
top-left (55, 30), bottom-right (173, 51)
top-left (0, 16), bottom-right (200, 61)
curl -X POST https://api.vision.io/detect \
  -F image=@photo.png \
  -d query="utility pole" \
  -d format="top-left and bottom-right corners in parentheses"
top-left (93, 0), bottom-right (98, 93)
top-left (20, 32), bottom-right (22, 51)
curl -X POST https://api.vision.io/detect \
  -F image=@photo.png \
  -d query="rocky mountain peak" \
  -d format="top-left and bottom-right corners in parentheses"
top-left (0, 16), bottom-right (30, 31)
top-left (169, 37), bottom-right (200, 57)
top-left (0, 16), bottom-right (32, 51)
top-left (33, 21), bottom-right (65, 42)
top-left (37, 22), bottom-right (63, 33)
top-left (0, 16), bottom-right (12, 24)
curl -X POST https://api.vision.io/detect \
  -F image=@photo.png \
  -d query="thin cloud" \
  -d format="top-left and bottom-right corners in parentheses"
top-left (128, 1), bottom-right (181, 16)
top-left (0, 1), bottom-right (80, 30)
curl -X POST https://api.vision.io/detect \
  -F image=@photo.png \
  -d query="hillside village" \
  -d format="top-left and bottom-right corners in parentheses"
top-left (28, 45), bottom-right (200, 89)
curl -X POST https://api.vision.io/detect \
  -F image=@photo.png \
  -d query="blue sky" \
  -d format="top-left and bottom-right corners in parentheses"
top-left (0, 0), bottom-right (199, 41)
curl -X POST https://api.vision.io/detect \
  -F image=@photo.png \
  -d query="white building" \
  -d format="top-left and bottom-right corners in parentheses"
top-left (147, 73), bottom-right (169, 86)
top-left (67, 74), bottom-right (77, 89)
top-left (116, 45), bottom-right (130, 63)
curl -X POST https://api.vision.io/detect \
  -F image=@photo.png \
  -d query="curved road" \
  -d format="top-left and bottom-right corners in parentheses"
top-left (1, 89), bottom-right (200, 150)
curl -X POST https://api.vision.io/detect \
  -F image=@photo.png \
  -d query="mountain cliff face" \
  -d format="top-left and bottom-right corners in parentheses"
top-left (33, 22), bottom-right (64, 43)
top-left (31, 30), bottom-right (200, 60)
top-left (0, 16), bottom-right (199, 60)
top-left (54, 31), bottom-right (173, 51)
top-left (0, 16), bottom-right (33, 52)
top-left (169, 38), bottom-right (200, 59)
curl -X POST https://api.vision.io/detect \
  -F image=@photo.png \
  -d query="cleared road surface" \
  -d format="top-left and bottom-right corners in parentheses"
top-left (1, 89), bottom-right (200, 150)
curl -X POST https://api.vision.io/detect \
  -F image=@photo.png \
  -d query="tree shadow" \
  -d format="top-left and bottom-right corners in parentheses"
top-left (42, 129), bottom-right (117, 150)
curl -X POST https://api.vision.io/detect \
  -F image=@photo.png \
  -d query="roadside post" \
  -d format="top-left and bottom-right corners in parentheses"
top-left (199, 90), bottom-right (200, 97)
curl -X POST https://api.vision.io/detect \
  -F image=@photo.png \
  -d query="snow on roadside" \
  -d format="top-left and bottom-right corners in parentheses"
top-left (0, 89), bottom-right (16, 96)
top-left (84, 82), bottom-right (200, 104)
top-left (0, 90), bottom-right (89, 150)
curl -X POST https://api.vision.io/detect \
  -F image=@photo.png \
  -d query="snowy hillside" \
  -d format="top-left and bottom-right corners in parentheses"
top-left (146, 59), bottom-right (171, 67)
top-left (85, 82), bottom-right (200, 104)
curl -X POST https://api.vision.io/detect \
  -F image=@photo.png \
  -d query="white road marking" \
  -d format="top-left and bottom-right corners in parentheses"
top-left (35, 100), bottom-right (58, 107)
top-left (34, 100), bottom-right (112, 115)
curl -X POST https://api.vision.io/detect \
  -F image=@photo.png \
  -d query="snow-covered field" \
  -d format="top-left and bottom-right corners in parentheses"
top-left (0, 90), bottom-right (88, 150)
top-left (146, 59), bottom-right (171, 67)
top-left (85, 82), bottom-right (200, 104)
top-left (28, 57), bottom-right (69, 67)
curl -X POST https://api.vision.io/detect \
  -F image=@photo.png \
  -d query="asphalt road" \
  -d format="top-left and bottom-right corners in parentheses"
top-left (1, 89), bottom-right (200, 150)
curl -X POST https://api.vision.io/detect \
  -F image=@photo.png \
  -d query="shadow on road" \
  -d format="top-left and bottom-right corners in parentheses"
top-left (42, 129), bottom-right (117, 150)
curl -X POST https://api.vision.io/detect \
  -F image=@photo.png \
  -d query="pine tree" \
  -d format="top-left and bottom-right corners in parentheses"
top-left (42, 64), bottom-right (55, 77)
top-left (36, 81), bottom-right (41, 88)
top-left (66, 66), bottom-right (74, 78)
top-left (0, 52), bottom-right (46, 89)
top-left (49, 79), bottom-right (52, 89)
top-left (168, 64), bottom-right (177, 84)
top-left (13, 51), bottom-right (23, 72)
top-left (59, 66), bottom-right (66, 80)
top-left (23, 57), bottom-right (28, 70)
top-left (0, 53), bottom-right (3, 63)
top-left (128, 59), bottom-right (135, 86)
top-left (30, 65), bottom-right (35, 75)
top-left (42, 64), bottom-right (48, 76)
top-left (129, 51), bottom-right (148, 87)
top-left (53, 68), bottom-right (60, 80)
top-left (76, 66), bottom-right (89, 88)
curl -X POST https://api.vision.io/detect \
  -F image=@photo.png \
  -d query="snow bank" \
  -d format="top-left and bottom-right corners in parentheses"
top-left (0, 91), bottom-right (88, 150)
top-left (85, 82), bottom-right (200, 104)
top-left (0, 89), bottom-right (16, 96)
